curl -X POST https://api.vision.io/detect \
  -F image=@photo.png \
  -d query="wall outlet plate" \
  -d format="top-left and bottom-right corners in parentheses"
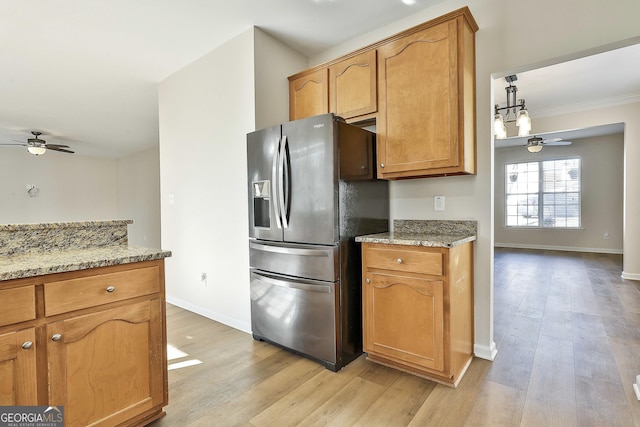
top-left (434, 195), bottom-right (445, 211)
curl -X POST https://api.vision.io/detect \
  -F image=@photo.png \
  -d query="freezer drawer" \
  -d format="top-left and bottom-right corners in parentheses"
top-left (250, 270), bottom-right (338, 367)
top-left (249, 240), bottom-right (339, 282)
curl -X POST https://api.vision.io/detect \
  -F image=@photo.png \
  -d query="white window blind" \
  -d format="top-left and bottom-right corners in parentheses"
top-left (505, 158), bottom-right (581, 228)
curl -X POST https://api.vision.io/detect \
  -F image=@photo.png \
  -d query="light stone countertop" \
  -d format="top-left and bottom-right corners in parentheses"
top-left (1, 219), bottom-right (171, 281)
top-left (355, 231), bottom-right (476, 248)
top-left (0, 245), bottom-right (172, 281)
top-left (355, 219), bottom-right (477, 248)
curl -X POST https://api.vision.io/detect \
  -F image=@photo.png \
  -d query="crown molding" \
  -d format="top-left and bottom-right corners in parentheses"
top-left (531, 93), bottom-right (640, 119)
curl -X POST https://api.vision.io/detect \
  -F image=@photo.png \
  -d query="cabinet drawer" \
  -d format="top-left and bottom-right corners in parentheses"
top-left (44, 266), bottom-right (160, 316)
top-left (365, 246), bottom-right (443, 276)
top-left (0, 286), bottom-right (36, 327)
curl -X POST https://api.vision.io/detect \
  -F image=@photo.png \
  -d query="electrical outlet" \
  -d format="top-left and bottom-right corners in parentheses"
top-left (604, 232), bottom-right (610, 240)
top-left (200, 272), bottom-right (207, 285)
top-left (434, 195), bottom-right (445, 211)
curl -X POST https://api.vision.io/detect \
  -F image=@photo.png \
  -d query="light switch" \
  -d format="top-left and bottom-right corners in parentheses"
top-left (168, 193), bottom-right (175, 205)
top-left (434, 195), bottom-right (445, 211)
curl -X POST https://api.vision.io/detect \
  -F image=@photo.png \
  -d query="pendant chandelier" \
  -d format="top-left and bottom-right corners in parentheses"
top-left (494, 75), bottom-right (532, 139)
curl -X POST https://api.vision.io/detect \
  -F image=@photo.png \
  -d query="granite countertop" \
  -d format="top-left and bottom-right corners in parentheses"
top-left (0, 245), bottom-right (172, 281)
top-left (0, 220), bottom-right (171, 281)
top-left (355, 219), bottom-right (477, 248)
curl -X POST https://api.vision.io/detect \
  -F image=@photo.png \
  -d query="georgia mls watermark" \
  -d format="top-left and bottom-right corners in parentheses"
top-left (0, 406), bottom-right (63, 427)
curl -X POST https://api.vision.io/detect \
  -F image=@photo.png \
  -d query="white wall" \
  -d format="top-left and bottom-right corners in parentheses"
top-left (158, 28), bottom-right (305, 332)
top-left (0, 149), bottom-right (117, 223)
top-left (308, 0), bottom-right (640, 359)
top-left (116, 147), bottom-right (161, 247)
top-left (254, 29), bottom-right (307, 130)
top-left (494, 134), bottom-right (624, 253)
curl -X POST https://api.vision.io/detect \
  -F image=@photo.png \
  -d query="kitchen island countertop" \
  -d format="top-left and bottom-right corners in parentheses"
top-left (0, 245), bottom-right (172, 281)
top-left (0, 220), bottom-right (171, 281)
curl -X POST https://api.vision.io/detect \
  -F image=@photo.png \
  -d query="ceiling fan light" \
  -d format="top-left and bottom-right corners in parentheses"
top-left (527, 144), bottom-right (543, 153)
top-left (27, 146), bottom-right (46, 155)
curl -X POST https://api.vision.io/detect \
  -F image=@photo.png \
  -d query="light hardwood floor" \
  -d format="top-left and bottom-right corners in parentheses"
top-left (150, 249), bottom-right (640, 426)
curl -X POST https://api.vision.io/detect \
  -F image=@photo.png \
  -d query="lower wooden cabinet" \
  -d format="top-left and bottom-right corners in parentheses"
top-left (361, 242), bottom-right (473, 387)
top-left (0, 260), bottom-right (168, 427)
top-left (47, 299), bottom-right (165, 427)
top-left (0, 328), bottom-right (38, 405)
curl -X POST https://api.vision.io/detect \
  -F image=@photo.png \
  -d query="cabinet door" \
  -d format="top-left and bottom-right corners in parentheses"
top-left (363, 272), bottom-right (444, 371)
top-left (377, 20), bottom-right (460, 178)
top-left (47, 299), bottom-right (166, 427)
top-left (329, 50), bottom-right (377, 120)
top-left (0, 328), bottom-right (37, 405)
top-left (289, 69), bottom-right (329, 121)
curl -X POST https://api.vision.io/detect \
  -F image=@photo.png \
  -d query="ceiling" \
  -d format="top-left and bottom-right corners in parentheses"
top-left (1, 1), bottom-right (639, 158)
top-left (0, 0), bottom-right (443, 158)
top-left (494, 43), bottom-right (640, 149)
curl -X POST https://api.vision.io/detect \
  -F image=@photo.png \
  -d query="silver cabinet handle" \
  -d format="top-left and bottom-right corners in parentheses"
top-left (106, 286), bottom-right (116, 293)
top-left (51, 334), bottom-right (62, 342)
top-left (365, 278), bottom-right (370, 284)
top-left (380, 163), bottom-right (385, 168)
top-left (22, 341), bottom-right (33, 350)
top-left (397, 258), bottom-right (403, 264)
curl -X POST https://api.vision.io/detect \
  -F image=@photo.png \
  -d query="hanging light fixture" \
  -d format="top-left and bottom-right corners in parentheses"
top-left (494, 75), bottom-right (532, 139)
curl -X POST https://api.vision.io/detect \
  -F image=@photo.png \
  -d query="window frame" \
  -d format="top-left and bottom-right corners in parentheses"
top-left (504, 156), bottom-right (582, 229)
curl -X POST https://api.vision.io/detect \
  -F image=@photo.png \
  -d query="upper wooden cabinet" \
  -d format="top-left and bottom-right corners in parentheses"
top-left (289, 68), bottom-right (329, 121)
top-left (288, 7), bottom-right (477, 180)
top-left (329, 50), bottom-right (378, 120)
top-left (377, 12), bottom-right (477, 179)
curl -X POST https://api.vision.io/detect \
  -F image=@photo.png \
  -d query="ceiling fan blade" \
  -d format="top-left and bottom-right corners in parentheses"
top-left (0, 142), bottom-right (27, 146)
top-left (46, 143), bottom-right (71, 149)
top-left (545, 140), bottom-right (572, 146)
top-left (47, 147), bottom-right (75, 154)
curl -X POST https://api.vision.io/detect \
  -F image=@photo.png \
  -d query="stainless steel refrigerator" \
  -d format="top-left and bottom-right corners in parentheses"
top-left (247, 113), bottom-right (389, 371)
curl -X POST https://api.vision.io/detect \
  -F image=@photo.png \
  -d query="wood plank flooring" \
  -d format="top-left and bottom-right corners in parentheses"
top-left (150, 248), bottom-right (640, 426)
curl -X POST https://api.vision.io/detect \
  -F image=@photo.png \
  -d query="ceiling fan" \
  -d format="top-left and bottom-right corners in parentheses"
top-left (526, 136), bottom-right (572, 153)
top-left (0, 131), bottom-right (74, 155)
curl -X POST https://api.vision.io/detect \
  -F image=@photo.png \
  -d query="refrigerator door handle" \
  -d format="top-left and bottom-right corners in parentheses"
top-left (252, 272), bottom-right (332, 293)
top-left (271, 136), bottom-right (282, 229)
top-left (279, 135), bottom-right (290, 228)
top-left (250, 241), bottom-right (331, 257)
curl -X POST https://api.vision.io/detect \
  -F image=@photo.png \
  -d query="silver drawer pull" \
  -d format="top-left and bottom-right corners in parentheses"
top-left (51, 334), bottom-right (62, 342)
top-left (380, 163), bottom-right (385, 168)
top-left (397, 258), bottom-right (403, 264)
top-left (365, 278), bottom-right (370, 284)
top-left (106, 286), bottom-right (116, 293)
top-left (22, 341), bottom-right (33, 350)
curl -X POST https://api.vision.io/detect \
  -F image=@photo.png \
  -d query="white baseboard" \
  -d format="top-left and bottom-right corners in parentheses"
top-left (495, 243), bottom-right (623, 255)
top-left (474, 341), bottom-right (498, 361)
top-left (166, 295), bottom-right (252, 334)
top-left (622, 271), bottom-right (640, 281)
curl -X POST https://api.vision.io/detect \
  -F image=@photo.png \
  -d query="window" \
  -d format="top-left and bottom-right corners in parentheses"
top-left (505, 158), bottom-right (581, 228)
